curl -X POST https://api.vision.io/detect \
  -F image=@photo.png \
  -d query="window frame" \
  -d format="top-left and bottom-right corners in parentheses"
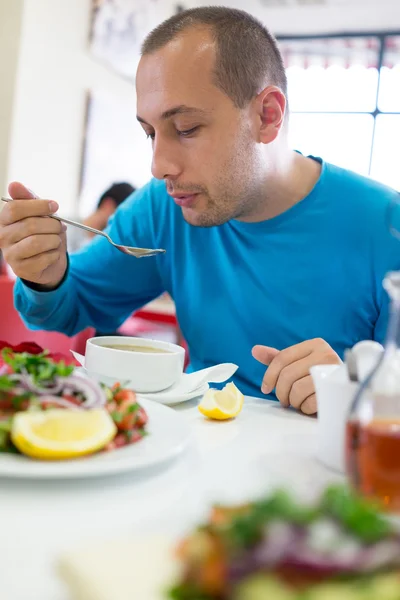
top-left (276, 31), bottom-right (400, 173)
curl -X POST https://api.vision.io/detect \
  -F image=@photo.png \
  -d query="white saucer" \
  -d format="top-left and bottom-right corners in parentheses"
top-left (74, 367), bottom-right (208, 405)
top-left (139, 381), bottom-right (209, 405)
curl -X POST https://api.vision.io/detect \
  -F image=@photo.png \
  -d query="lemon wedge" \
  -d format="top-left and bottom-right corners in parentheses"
top-left (11, 409), bottom-right (117, 460)
top-left (198, 382), bottom-right (244, 420)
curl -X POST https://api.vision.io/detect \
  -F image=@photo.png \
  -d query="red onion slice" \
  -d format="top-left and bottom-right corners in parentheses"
top-left (1, 368), bottom-right (106, 410)
top-left (20, 372), bottom-right (63, 395)
top-left (254, 523), bottom-right (302, 566)
top-left (38, 396), bottom-right (83, 410)
top-left (58, 375), bottom-right (106, 408)
top-left (7, 374), bottom-right (24, 383)
top-left (229, 518), bottom-right (400, 585)
top-left (0, 374), bottom-right (30, 398)
top-left (360, 539), bottom-right (400, 571)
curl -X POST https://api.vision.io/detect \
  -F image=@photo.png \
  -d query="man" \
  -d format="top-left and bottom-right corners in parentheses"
top-left (0, 7), bottom-right (398, 414)
top-left (67, 182), bottom-right (135, 252)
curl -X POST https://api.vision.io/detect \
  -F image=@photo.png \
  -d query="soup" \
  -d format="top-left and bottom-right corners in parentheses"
top-left (102, 344), bottom-right (171, 353)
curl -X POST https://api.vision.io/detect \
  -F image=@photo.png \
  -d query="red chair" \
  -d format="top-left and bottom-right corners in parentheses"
top-left (0, 275), bottom-right (94, 355)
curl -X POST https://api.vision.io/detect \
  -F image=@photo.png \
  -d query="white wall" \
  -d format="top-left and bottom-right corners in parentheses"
top-left (7, 0), bottom-right (157, 217)
top-left (0, 0), bottom-right (23, 197)
top-left (5, 0), bottom-right (400, 218)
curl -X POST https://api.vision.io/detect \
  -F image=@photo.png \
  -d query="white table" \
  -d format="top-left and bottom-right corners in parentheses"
top-left (0, 397), bottom-right (342, 600)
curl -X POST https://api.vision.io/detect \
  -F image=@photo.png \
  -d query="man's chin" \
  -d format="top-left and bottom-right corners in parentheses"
top-left (181, 207), bottom-right (219, 228)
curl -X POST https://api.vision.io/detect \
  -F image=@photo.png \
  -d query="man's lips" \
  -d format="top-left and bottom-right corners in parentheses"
top-left (169, 192), bottom-right (200, 208)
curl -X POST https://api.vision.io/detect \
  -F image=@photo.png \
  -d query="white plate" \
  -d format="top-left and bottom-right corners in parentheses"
top-left (0, 399), bottom-right (191, 479)
top-left (139, 381), bottom-right (209, 405)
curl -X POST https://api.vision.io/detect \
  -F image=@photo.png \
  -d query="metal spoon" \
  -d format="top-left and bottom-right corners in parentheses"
top-left (1, 196), bottom-right (166, 258)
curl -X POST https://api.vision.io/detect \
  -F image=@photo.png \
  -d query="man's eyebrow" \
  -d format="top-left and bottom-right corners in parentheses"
top-left (137, 105), bottom-right (210, 125)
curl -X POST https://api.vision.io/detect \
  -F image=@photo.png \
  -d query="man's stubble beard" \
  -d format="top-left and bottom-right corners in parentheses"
top-left (182, 137), bottom-right (265, 228)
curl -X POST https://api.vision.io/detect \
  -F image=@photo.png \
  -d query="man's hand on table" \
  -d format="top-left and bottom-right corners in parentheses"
top-left (252, 339), bottom-right (341, 415)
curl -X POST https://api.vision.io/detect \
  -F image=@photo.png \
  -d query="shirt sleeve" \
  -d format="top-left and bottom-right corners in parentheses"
top-left (14, 181), bottom-right (167, 336)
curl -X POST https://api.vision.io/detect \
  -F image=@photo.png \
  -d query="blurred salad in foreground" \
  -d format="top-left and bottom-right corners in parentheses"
top-left (170, 485), bottom-right (400, 600)
top-left (0, 341), bottom-right (148, 459)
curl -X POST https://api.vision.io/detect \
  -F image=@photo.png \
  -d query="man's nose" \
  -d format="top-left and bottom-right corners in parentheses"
top-left (151, 136), bottom-right (182, 180)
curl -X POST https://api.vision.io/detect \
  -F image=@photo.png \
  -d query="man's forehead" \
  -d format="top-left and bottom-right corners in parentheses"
top-left (137, 30), bottom-right (216, 88)
top-left (136, 48), bottom-right (220, 122)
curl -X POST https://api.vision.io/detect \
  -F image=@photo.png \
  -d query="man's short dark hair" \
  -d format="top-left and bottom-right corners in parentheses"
top-left (97, 182), bottom-right (136, 209)
top-left (141, 6), bottom-right (287, 109)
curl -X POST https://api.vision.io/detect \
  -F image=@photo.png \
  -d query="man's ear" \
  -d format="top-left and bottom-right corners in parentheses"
top-left (254, 86), bottom-right (286, 144)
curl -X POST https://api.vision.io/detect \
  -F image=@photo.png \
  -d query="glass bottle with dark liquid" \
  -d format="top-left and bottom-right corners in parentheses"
top-left (346, 271), bottom-right (400, 513)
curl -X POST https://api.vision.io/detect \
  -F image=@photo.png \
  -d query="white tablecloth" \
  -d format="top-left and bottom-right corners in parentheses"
top-left (0, 397), bottom-right (342, 600)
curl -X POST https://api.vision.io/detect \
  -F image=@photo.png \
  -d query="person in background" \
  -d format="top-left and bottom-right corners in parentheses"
top-left (68, 182), bottom-right (135, 253)
top-left (1, 7), bottom-right (400, 415)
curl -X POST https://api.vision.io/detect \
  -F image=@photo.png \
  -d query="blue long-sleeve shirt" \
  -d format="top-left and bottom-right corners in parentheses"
top-left (14, 158), bottom-right (400, 397)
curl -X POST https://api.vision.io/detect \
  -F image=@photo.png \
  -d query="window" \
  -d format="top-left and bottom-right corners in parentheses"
top-left (278, 33), bottom-right (400, 190)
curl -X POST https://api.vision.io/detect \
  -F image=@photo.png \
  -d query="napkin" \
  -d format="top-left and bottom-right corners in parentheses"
top-left (58, 535), bottom-right (178, 600)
